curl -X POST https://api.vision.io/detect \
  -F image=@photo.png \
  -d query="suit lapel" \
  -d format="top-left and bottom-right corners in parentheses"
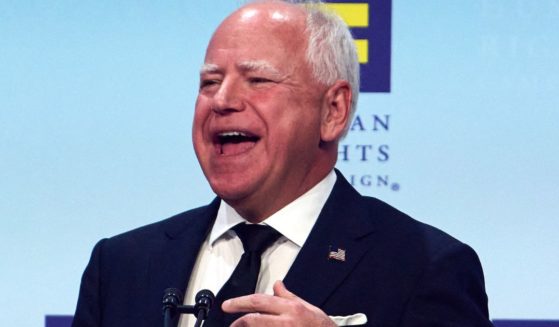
top-left (283, 172), bottom-right (377, 307)
top-left (145, 198), bottom-right (220, 324)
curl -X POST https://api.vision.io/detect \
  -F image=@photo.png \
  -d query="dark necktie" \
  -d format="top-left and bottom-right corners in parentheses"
top-left (204, 223), bottom-right (281, 327)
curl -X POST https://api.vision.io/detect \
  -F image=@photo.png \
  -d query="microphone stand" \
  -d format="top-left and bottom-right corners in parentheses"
top-left (163, 288), bottom-right (214, 327)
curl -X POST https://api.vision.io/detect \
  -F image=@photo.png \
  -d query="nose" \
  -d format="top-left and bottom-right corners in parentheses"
top-left (211, 78), bottom-right (245, 115)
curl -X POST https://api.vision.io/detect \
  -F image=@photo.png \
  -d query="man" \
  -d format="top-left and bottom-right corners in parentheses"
top-left (73, 1), bottom-right (492, 326)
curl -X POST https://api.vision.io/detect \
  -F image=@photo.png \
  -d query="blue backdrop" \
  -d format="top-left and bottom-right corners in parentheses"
top-left (1, 1), bottom-right (558, 325)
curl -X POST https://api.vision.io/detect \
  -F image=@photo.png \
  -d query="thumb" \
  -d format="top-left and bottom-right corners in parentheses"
top-left (273, 280), bottom-right (297, 299)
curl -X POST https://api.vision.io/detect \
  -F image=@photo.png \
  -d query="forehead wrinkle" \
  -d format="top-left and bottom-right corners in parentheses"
top-left (237, 60), bottom-right (282, 78)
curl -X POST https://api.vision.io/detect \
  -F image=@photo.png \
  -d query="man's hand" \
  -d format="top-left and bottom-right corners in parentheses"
top-left (222, 280), bottom-right (337, 327)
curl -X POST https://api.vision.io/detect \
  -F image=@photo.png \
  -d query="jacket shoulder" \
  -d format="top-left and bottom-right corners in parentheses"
top-left (104, 198), bottom-right (219, 247)
top-left (359, 195), bottom-right (469, 256)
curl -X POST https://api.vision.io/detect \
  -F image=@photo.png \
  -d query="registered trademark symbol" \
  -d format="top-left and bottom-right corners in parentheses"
top-left (391, 183), bottom-right (400, 191)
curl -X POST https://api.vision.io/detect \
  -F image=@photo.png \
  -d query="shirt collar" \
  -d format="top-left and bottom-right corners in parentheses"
top-left (209, 170), bottom-right (337, 248)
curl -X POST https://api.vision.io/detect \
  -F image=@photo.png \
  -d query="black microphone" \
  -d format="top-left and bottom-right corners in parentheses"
top-left (162, 288), bottom-right (183, 327)
top-left (162, 288), bottom-right (215, 327)
top-left (194, 289), bottom-right (215, 323)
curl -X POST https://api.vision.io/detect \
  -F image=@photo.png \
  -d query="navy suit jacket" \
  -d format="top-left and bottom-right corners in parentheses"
top-left (72, 172), bottom-right (492, 326)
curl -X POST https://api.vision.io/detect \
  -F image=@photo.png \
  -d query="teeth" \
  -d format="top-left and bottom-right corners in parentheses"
top-left (219, 131), bottom-right (247, 137)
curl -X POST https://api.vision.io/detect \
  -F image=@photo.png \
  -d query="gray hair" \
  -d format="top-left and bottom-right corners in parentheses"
top-left (246, 0), bottom-right (360, 135)
top-left (303, 3), bottom-right (359, 134)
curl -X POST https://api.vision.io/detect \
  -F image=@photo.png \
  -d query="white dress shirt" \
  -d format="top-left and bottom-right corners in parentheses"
top-left (179, 171), bottom-right (336, 327)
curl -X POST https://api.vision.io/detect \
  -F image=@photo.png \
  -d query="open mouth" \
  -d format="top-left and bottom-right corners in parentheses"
top-left (214, 131), bottom-right (260, 155)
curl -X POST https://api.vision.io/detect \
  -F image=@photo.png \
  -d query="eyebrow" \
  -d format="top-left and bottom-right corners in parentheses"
top-left (237, 60), bottom-right (280, 75)
top-left (199, 61), bottom-right (282, 79)
top-left (200, 63), bottom-right (220, 75)
top-left (237, 60), bottom-right (281, 78)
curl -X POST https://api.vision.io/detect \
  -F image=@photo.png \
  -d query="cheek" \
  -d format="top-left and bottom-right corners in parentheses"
top-left (193, 96), bottom-right (206, 117)
top-left (193, 98), bottom-right (210, 131)
top-left (270, 112), bottom-right (321, 157)
top-left (192, 100), bottom-right (210, 153)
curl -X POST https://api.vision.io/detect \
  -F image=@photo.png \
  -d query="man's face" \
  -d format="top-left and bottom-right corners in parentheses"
top-left (192, 4), bottom-right (331, 221)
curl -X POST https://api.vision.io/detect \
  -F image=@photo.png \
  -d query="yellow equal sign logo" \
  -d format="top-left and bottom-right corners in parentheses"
top-left (324, 3), bottom-right (369, 64)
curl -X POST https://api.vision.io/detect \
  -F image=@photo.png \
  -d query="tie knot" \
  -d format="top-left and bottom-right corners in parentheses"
top-left (233, 224), bottom-right (281, 255)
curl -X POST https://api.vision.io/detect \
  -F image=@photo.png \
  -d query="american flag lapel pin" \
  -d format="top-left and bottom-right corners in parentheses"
top-left (328, 245), bottom-right (346, 262)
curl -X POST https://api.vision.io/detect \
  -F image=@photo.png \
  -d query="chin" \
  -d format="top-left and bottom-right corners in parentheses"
top-left (208, 178), bottom-right (252, 202)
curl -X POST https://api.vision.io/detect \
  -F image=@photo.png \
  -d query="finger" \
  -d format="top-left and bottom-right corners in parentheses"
top-left (272, 280), bottom-right (297, 299)
top-left (273, 281), bottom-right (328, 318)
top-left (222, 293), bottom-right (292, 315)
top-left (230, 312), bottom-right (283, 327)
top-left (273, 280), bottom-right (313, 308)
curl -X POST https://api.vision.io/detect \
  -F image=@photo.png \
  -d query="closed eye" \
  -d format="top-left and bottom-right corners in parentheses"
top-left (248, 77), bottom-right (273, 84)
top-left (200, 79), bottom-right (220, 89)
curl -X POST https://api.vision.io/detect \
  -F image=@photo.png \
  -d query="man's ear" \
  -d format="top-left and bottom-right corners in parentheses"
top-left (320, 80), bottom-right (352, 142)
